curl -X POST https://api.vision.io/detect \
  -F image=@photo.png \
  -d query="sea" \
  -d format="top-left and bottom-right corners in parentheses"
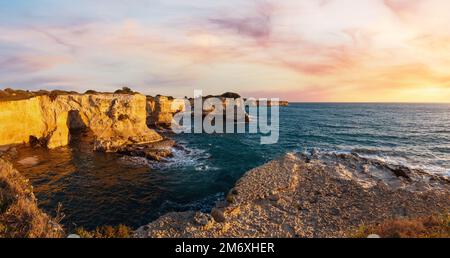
top-left (12, 103), bottom-right (450, 230)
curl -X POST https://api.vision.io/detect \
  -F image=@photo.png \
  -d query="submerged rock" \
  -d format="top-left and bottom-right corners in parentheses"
top-left (117, 139), bottom-right (176, 161)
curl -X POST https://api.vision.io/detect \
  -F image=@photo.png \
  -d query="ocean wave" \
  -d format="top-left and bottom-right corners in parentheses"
top-left (119, 156), bottom-right (150, 167)
top-left (149, 144), bottom-right (218, 171)
top-left (356, 153), bottom-right (449, 177)
top-left (295, 147), bottom-right (450, 178)
top-left (118, 140), bottom-right (218, 171)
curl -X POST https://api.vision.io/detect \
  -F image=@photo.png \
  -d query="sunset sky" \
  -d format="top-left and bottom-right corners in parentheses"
top-left (1, 0), bottom-right (450, 102)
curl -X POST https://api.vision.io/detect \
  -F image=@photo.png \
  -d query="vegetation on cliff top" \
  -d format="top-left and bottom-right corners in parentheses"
top-left (351, 214), bottom-right (450, 238)
top-left (0, 87), bottom-right (138, 102)
top-left (0, 159), bottom-right (64, 238)
top-left (114, 87), bottom-right (137, 95)
top-left (74, 225), bottom-right (132, 238)
top-left (0, 88), bottom-right (79, 102)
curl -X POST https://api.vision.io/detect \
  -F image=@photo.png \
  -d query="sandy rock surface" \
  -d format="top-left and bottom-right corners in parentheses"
top-left (135, 152), bottom-right (449, 238)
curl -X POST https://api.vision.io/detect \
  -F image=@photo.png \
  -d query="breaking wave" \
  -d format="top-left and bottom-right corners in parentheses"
top-left (295, 147), bottom-right (450, 178)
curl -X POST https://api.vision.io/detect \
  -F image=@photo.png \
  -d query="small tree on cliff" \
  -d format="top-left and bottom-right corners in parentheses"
top-left (114, 87), bottom-right (134, 94)
top-left (220, 92), bottom-right (241, 99)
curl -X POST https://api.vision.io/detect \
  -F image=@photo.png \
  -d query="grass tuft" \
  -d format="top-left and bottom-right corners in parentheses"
top-left (351, 213), bottom-right (450, 238)
top-left (75, 224), bottom-right (132, 238)
top-left (0, 159), bottom-right (64, 238)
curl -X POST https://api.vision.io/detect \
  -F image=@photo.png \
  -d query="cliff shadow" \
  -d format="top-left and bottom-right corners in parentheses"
top-left (67, 110), bottom-right (94, 147)
top-left (67, 110), bottom-right (87, 133)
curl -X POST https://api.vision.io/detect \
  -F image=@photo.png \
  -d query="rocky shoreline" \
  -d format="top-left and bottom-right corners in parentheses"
top-left (1, 149), bottom-right (448, 238)
top-left (1, 88), bottom-right (448, 238)
top-left (0, 89), bottom-right (282, 160)
top-left (134, 152), bottom-right (449, 238)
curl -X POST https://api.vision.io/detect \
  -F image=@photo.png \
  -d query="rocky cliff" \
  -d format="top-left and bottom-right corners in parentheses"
top-left (0, 93), bottom-right (162, 152)
top-left (0, 158), bottom-right (64, 237)
top-left (251, 100), bottom-right (289, 107)
top-left (134, 152), bottom-right (449, 238)
top-left (145, 93), bottom-right (289, 128)
top-left (147, 95), bottom-right (250, 128)
top-left (146, 96), bottom-right (186, 127)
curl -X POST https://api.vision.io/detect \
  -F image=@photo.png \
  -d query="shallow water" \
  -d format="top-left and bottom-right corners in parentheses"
top-left (12, 103), bottom-right (450, 230)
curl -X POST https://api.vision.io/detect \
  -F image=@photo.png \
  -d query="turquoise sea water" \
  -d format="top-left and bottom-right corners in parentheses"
top-left (13, 103), bottom-right (450, 230)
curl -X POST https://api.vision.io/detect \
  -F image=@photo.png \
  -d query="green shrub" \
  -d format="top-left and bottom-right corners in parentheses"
top-left (114, 87), bottom-right (134, 94)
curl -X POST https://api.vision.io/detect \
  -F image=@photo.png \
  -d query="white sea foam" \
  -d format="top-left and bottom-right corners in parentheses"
top-left (149, 144), bottom-right (218, 171)
top-left (295, 147), bottom-right (450, 178)
top-left (119, 156), bottom-right (150, 167)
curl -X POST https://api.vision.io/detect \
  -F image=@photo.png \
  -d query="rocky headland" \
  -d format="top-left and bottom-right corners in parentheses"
top-left (0, 88), bottom-right (288, 161)
top-left (0, 91), bottom-right (161, 150)
top-left (1, 88), bottom-right (447, 238)
top-left (134, 152), bottom-right (449, 238)
top-left (0, 89), bottom-right (180, 162)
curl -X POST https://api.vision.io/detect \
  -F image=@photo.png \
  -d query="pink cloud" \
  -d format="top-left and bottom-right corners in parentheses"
top-left (0, 55), bottom-right (70, 74)
top-left (317, 0), bottom-right (333, 7)
top-left (207, 1), bottom-right (276, 46)
top-left (383, 0), bottom-right (423, 17)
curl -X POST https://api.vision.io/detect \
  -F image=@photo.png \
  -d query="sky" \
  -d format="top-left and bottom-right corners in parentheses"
top-left (1, 0), bottom-right (450, 102)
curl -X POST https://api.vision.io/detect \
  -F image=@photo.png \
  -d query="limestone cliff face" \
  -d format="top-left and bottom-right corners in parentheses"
top-left (0, 97), bottom-right (49, 147)
top-left (202, 97), bottom-right (249, 123)
top-left (0, 94), bottom-right (162, 151)
top-left (146, 95), bottom-right (252, 128)
top-left (147, 96), bottom-right (186, 127)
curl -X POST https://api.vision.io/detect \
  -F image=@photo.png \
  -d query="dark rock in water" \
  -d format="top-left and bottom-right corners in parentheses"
top-left (117, 138), bottom-right (175, 161)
